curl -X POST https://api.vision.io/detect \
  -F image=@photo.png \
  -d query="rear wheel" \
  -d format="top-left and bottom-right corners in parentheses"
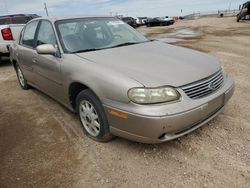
top-left (76, 89), bottom-right (114, 142)
top-left (237, 14), bottom-right (241, 22)
top-left (16, 64), bottom-right (30, 90)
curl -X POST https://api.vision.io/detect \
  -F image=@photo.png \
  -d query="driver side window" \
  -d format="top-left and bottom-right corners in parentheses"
top-left (36, 21), bottom-right (57, 47)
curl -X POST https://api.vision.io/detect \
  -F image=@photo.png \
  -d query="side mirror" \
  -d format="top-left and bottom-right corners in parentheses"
top-left (36, 44), bottom-right (57, 55)
top-left (239, 5), bottom-right (241, 10)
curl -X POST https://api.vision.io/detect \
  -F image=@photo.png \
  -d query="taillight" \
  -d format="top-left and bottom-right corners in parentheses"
top-left (1, 28), bottom-right (13, 40)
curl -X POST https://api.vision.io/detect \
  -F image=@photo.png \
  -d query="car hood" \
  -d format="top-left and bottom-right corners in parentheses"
top-left (76, 41), bottom-right (221, 87)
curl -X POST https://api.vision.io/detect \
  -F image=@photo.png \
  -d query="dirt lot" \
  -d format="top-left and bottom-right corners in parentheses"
top-left (0, 17), bottom-right (250, 188)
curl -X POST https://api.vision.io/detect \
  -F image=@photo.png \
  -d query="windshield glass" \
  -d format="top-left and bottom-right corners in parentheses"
top-left (56, 17), bottom-right (149, 53)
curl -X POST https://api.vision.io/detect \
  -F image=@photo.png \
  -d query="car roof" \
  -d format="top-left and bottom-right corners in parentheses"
top-left (31, 15), bottom-right (114, 22)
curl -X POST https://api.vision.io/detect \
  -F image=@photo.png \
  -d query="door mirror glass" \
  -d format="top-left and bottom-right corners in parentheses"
top-left (36, 44), bottom-right (56, 55)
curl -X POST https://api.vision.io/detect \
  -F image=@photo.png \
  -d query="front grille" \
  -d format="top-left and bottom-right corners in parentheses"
top-left (182, 70), bottom-right (224, 99)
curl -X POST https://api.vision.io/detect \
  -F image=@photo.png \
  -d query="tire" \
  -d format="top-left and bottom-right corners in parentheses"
top-left (237, 16), bottom-right (240, 22)
top-left (76, 89), bottom-right (114, 142)
top-left (0, 54), bottom-right (2, 64)
top-left (16, 64), bottom-right (30, 90)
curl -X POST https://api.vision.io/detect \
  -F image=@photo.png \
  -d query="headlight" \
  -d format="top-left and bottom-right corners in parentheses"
top-left (128, 86), bottom-right (181, 104)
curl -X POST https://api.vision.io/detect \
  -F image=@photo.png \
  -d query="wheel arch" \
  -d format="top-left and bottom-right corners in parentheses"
top-left (68, 81), bottom-right (99, 110)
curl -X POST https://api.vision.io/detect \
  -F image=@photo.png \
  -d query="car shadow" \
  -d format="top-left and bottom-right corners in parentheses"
top-left (0, 60), bottom-right (12, 67)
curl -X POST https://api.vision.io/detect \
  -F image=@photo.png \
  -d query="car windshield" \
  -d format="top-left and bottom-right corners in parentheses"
top-left (56, 17), bottom-right (149, 53)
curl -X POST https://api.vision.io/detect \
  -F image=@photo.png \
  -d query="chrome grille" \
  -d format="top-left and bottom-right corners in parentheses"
top-left (182, 70), bottom-right (224, 99)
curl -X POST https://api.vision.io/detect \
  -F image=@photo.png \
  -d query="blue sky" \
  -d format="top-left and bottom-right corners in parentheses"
top-left (0, 0), bottom-right (245, 17)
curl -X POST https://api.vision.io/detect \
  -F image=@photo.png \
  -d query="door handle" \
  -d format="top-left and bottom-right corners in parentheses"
top-left (32, 58), bottom-right (37, 63)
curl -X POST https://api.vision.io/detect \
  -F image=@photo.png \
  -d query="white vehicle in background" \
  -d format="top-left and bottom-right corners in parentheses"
top-left (135, 17), bottom-right (148, 26)
top-left (163, 16), bottom-right (175, 24)
top-left (0, 14), bottom-right (39, 63)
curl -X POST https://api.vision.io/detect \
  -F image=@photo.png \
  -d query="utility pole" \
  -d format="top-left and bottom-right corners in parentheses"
top-left (44, 2), bottom-right (49, 16)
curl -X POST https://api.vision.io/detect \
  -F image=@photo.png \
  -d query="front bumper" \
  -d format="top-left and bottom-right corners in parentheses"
top-left (103, 76), bottom-right (235, 144)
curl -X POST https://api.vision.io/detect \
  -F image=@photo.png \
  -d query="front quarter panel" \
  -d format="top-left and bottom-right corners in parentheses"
top-left (61, 54), bottom-right (143, 105)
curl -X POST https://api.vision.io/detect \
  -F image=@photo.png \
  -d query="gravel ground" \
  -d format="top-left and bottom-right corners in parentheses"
top-left (0, 17), bottom-right (250, 188)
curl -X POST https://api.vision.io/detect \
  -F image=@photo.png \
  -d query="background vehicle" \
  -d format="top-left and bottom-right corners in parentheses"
top-left (164, 16), bottom-right (175, 25)
top-left (0, 14), bottom-right (39, 63)
top-left (237, 1), bottom-right (250, 22)
top-left (121, 17), bottom-right (137, 27)
top-left (147, 17), bottom-right (174, 27)
top-left (135, 17), bottom-right (148, 26)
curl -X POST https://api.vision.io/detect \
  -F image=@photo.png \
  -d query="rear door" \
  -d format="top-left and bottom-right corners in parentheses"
top-left (18, 20), bottom-right (39, 82)
top-left (33, 20), bottom-right (64, 101)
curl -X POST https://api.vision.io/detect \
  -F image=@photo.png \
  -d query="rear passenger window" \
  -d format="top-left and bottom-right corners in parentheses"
top-left (36, 21), bottom-right (57, 47)
top-left (12, 17), bottom-right (29, 24)
top-left (21, 21), bottom-right (39, 48)
top-left (0, 18), bottom-right (11, 25)
top-left (0, 19), bottom-right (7, 25)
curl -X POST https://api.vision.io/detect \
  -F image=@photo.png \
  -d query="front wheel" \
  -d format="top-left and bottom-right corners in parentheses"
top-left (76, 89), bottom-right (114, 142)
top-left (16, 64), bottom-right (30, 90)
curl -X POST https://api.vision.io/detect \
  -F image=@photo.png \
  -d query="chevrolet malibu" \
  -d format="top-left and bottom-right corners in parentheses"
top-left (10, 16), bottom-right (235, 144)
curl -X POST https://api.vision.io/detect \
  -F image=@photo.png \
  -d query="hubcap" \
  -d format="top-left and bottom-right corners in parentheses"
top-left (17, 67), bottom-right (25, 87)
top-left (79, 100), bottom-right (100, 137)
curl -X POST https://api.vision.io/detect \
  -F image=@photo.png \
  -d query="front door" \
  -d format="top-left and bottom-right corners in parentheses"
top-left (33, 20), bottom-right (64, 101)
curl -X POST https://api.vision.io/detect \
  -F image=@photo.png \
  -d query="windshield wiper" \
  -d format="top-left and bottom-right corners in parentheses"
top-left (72, 48), bottom-right (100, 53)
top-left (110, 42), bottom-right (141, 48)
top-left (73, 41), bottom-right (149, 53)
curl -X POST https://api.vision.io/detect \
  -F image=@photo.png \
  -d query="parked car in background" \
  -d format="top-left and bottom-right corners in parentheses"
top-left (10, 16), bottom-right (234, 144)
top-left (135, 17), bottom-right (148, 26)
top-left (0, 14), bottom-right (39, 63)
top-left (121, 17), bottom-right (137, 27)
top-left (147, 17), bottom-right (174, 27)
top-left (164, 16), bottom-right (175, 25)
top-left (237, 1), bottom-right (250, 22)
